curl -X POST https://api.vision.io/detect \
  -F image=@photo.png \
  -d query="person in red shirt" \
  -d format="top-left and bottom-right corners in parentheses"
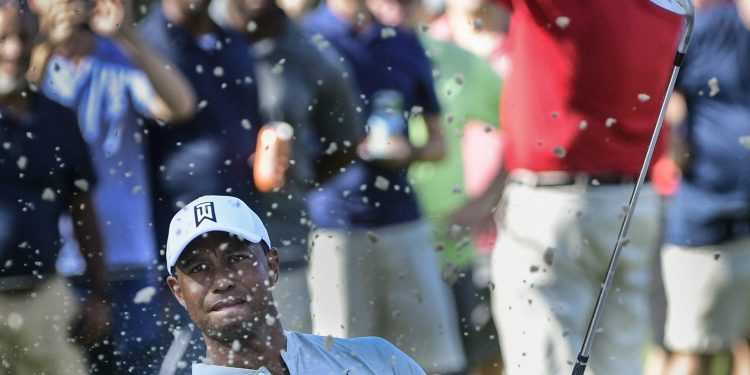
top-left (459, 1), bottom-right (683, 374)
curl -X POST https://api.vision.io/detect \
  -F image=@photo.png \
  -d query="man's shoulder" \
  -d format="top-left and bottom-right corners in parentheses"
top-left (287, 332), bottom-right (424, 374)
top-left (291, 332), bottom-right (393, 350)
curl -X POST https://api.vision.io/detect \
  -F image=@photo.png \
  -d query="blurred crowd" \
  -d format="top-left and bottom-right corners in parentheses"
top-left (0, 0), bottom-right (749, 374)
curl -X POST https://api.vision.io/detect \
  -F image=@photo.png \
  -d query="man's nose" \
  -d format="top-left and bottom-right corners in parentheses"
top-left (0, 36), bottom-right (23, 61)
top-left (210, 268), bottom-right (236, 292)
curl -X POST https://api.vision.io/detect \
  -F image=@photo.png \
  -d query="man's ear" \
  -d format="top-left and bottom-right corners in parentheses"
top-left (266, 247), bottom-right (280, 287)
top-left (166, 275), bottom-right (187, 309)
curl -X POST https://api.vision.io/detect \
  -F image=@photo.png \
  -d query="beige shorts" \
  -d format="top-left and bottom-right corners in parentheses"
top-left (492, 182), bottom-right (660, 375)
top-left (0, 277), bottom-right (87, 375)
top-left (308, 220), bottom-right (466, 373)
top-left (662, 237), bottom-right (750, 353)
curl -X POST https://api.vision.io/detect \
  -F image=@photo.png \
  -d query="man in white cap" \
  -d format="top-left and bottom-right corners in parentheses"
top-left (164, 195), bottom-right (424, 374)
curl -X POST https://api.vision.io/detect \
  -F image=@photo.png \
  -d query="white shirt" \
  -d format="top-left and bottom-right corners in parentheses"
top-left (191, 332), bottom-right (425, 375)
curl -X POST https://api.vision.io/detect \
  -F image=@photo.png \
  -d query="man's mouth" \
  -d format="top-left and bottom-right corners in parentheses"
top-left (211, 298), bottom-right (246, 312)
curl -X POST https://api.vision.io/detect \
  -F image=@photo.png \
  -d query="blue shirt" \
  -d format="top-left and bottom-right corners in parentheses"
top-left (666, 5), bottom-right (750, 246)
top-left (139, 8), bottom-right (263, 247)
top-left (302, 5), bottom-right (440, 228)
top-left (0, 94), bottom-right (97, 278)
top-left (44, 37), bottom-right (158, 271)
top-left (191, 331), bottom-right (425, 375)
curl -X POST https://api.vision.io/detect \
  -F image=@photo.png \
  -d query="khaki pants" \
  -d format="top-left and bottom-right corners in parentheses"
top-left (0, 277), bottom-right (87, 375)
top-left (308, 220), bottom-right (466, 373)
top-left (492, 182), bottom-right (660, 375)
top-left (663, 237), bottom-right (750, 353)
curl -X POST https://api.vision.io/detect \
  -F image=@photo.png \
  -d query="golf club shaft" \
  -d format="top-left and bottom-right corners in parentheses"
top-left (572, 63), bottom-right (681, 375)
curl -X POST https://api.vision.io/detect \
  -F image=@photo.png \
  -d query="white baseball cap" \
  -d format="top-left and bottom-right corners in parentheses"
top-left (166, 195), bottom-right (272, 275)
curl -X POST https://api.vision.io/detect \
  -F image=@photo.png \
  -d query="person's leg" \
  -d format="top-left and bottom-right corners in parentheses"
top-left (732, 340), bottom-right (750, 375)
top-left (111, 272), bottom-right (165, 374)
top-left (7, 278), bottom-right (88, 374)
top-left (308, 228), bottom-right (378, 337)
top-left (377, 220), bottom-right (467, 374)
top-left (491, 183), bottom-right (657, 375)
top-left (667, 352), bottom-right (712, 375)
top-left (491, 183), bottom-right (594, 375)
top-left (451, 265), bottom-right (502, 375)
top-left (0, 290), bottom-right (19, 375)
top-left (584, 185), bottom-right (659, 374)
top-left (644, 197), bottom-right (672, 375)
top-left (662, 237), bottom-right (750, 375)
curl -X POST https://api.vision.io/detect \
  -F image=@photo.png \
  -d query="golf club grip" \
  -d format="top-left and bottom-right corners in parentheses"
top-left (572, 355), bottom-right (589, 375)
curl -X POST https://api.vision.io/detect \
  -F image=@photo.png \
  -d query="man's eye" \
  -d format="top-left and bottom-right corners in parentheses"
top-left (189, 263), bottom-right (208, 274)
top-left (229, 254), bottom-right (249, 263)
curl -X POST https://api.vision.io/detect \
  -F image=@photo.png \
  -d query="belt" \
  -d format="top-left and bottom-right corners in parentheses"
top-left (509, 170), bottom-right (642, 187)
top-left (0, 274), bottom-right (49, 294)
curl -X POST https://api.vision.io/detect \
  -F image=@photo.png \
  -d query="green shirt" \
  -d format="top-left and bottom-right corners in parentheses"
top-left (409, 35), bottom-right (502, 268)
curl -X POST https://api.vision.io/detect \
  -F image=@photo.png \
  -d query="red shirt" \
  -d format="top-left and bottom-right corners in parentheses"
top-left (497, 0), bottom-right (682, 176)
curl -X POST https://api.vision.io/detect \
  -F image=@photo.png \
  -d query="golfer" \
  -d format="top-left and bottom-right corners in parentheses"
top-left (164, 195), bottom-right (425, 374)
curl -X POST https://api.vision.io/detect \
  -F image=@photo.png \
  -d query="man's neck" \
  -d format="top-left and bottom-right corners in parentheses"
top-left (204, 324), bottom-right (288, 374)
top-left (446, 5), bottom-right (504, 37)
top-left (54, 29), bottom-right (96, 62)
top-left (161, 0), bottom-right (215, 35)
top-left (234, 7), bottom-right (286, 43)
top-left (0, 88), bottom-right (30, 121)
top-left (327, 0), bottom-right (372, 30)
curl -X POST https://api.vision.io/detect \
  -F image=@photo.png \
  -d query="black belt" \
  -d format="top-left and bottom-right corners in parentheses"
top-left (509, 171), bottom-right (643, 187)
top-left (0, 274), bottom-right (50, 294)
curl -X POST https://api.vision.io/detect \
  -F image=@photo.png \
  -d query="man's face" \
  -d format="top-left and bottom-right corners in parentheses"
top-left (446, 0), bottom-right (486, 13)
top-left (229, 0), bottom-right (276, 25)
top-left (172, 0), bottom-right (212, 14)
top-left (367, 0), bottom-right (416, 26)
top-left (166, 232), bottom-right (280, 343)
top-left (0, 3), bottom-right (32, 95)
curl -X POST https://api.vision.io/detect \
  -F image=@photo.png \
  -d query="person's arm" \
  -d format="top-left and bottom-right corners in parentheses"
top-left (665, 91), bottom-right (691, 172)
top-left (27, 0), bottom-right (86, 84)
top-left (446, 163), bottom-right (507, 235)
top-left (68, 192), bottom-right (111, 347)
top-left (411, 112), bottom-right (445, 162)
top-left (91, 0), bottom-right (196, 123)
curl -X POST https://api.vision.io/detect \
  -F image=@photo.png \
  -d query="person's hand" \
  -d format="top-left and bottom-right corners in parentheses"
top-left (44, 0), bottom-right (89, 45)
top-left (248, 152), bottom-right (292, 191)
top-left (357, 137), bottom-right (413, 169)
top-left (90, 0), bottom-right (134, 39)
top-left (71, 296), bottom-right (112, 349)
top-left (445, 192), bottom-right (501, 238)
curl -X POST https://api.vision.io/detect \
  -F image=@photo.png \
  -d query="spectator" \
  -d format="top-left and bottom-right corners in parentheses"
top-left (211, 0), bottom-right (361, 333)
top-left (28, 0), bottom-right (196, 371)
top-left (137, 0), bottom-right (264, 369)
top-left (411, 27), bottom-right (504, 375)
top-left (466, 1), bottom-right (682, 374)
top-left (0, 1), bottom-right (110, 372)
top-left (164, 195), bottom-right (426, 374)
top-left (373, 0), bottom-right (505, 373)
top-left (138, 0), bottom-right (264, 257)
top-left (428, 0), bottom-right (510, 77)
top-left (661, 2), bottom-right (750, 374)
top-left (424, 0), bottom-right (507, 260)
top-left (302, 0), bottom-right (467, 373)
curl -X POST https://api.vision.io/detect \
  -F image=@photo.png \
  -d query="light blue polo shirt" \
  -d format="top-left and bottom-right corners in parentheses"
top-left (192, 332), bottom-right (425, 375)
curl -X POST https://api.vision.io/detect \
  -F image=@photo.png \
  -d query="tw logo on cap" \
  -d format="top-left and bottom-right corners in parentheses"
top-left (194, 202), bottom-right (217, 227)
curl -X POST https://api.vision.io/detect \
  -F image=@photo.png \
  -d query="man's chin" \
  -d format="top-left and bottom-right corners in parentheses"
top-left (0, 74), bottom-right (25, 96)
top-left (204, 315), bottom-right (259, 342)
